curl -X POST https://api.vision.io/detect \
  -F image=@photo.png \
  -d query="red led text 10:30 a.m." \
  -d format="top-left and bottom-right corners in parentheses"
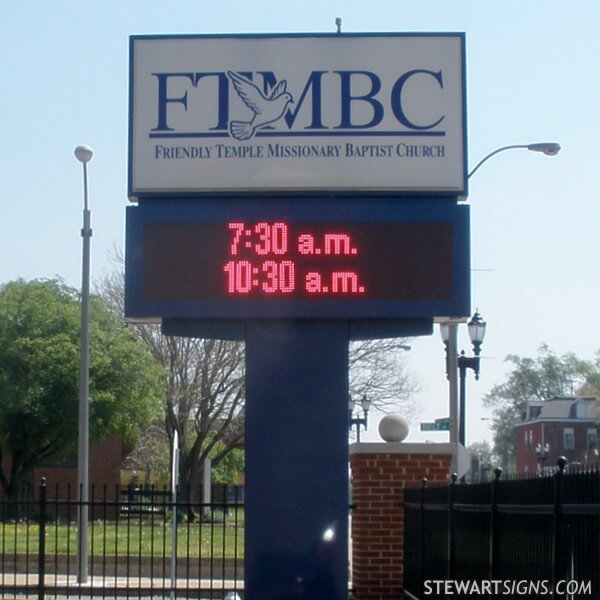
top-left (224, 221), bottom-right (366, 296)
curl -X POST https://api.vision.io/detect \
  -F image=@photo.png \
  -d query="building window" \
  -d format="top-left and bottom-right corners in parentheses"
top-left (529, 406), bottom-right (542, 419)
top-left (563, 428), bottom-right (575, 450)
top-left (587, 429), bottom-right (598, 450)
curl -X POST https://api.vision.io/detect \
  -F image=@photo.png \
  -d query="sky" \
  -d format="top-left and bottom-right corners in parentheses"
top-left (2, 1), bottom-right (599, 448)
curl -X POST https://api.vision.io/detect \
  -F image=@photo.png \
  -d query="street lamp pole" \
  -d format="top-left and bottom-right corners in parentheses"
top-left (440, 321), bottom-right (460, 449)
top-left (458, 356), bottom-right (471, 446)
top-left (74, 145), bottom-right (93, 584)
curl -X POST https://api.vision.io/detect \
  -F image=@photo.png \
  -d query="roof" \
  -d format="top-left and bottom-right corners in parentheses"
top-left (519, 397), bottom-right (598, 423)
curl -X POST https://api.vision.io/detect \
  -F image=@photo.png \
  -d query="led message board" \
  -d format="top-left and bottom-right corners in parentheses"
top-left (125, 201), bottom-right (470, 320)
top-left (128, 34), bottom-right (467, 197)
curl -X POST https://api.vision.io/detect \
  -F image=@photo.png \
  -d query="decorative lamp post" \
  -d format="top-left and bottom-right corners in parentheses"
top-left (457, 311), bottom-right (487, 446)
top-left (349, 394), bottom-right (370, 443)
top-left (74, 144), bottom-right (93, 584)
top-left (536, 442), bottom-right (550, 472)
top-left (441, 311), bottom-right (487, 447)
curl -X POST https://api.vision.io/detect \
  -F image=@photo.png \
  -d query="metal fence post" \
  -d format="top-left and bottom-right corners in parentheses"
top-left (448, 473), bottom-right (457, 583)
top-left (552, 457), bottom-right (568, 598)
top-left (38, 478), bottom-right (47, 600)
top-left (419, 478), bottom-right (427, 588)
top-left (489, 468), bottom-right (502, 581)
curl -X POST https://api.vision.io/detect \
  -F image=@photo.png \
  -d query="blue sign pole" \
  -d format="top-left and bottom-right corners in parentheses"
top-left (244, 320), bottom-right (349, 600)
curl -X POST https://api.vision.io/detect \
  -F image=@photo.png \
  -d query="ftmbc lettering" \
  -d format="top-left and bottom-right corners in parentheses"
top-left (151, 70), bottom-right (446, 135)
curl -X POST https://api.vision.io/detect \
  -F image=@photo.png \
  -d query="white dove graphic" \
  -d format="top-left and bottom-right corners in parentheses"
top-left (227, 71), bottom-right (294, 141)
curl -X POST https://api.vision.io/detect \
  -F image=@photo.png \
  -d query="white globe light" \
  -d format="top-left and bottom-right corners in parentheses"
top-left (74, 145), bottom-right (93, 163)
top-left (379, 414), bottom-right (410, 442)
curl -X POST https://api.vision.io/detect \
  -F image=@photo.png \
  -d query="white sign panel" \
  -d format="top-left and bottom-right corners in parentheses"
top-left (128, 34), bottom-right (466, 198)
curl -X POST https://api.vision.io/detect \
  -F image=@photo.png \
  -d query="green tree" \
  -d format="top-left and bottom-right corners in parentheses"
top-left (0, 279), bottom-right (164, 498)
top-left (483, 344), bottom-right (593, 469)
top-left (576, 352), bottom-right (600, 401)
top-left (467, 439), bottom-right (498, 480)
top-left (210, 442), bottom-right (244, 485)
top-left (467, 439), bottom-right (496, 465)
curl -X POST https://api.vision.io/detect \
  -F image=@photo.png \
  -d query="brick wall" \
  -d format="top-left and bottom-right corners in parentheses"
top-left (33, 437), bottom-right (125, 501)
top-left (349, 443), bottom-right (454, 599)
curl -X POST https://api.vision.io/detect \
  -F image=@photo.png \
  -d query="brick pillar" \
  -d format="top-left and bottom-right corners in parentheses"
top-left (349, 442), bottom-right (455, 599)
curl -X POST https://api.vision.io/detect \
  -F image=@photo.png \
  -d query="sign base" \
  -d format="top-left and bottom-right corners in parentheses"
top-left (244, 320), bottom-right (349, 600)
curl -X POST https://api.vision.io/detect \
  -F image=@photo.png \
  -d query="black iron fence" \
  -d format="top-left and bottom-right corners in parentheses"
top-left (403, 460), bottom-right (599, 600)
top-left (0, 480), bottom-right (244, 599)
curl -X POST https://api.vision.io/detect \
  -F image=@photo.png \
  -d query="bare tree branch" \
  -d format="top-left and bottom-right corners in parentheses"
top-left (99, 251), bottom-right (420, 487)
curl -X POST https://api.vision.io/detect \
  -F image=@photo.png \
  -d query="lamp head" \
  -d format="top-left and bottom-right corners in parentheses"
top-left (360, 394), bottom-right (371, 413)
top-left (536, 443), bottom-right (550, 455)
top-left (527, 142), bottom-right (561, 156)
top-left (74, 145), bottom-right (93, 163)
top-left (439, 323), bottom-right (451, 344)
top-left (468, 311), bottom-right (486, 356)
top-left (348, 394), bottom-right (356, 413)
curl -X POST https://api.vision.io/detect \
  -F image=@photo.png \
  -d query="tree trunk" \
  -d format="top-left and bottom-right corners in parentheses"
top-left (2, 471), bottom-right (30, 521)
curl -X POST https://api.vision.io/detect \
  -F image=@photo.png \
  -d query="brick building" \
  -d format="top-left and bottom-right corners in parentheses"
top-left (1, 437), bottom-right (127, 501)
top-left (33, 437), bottom-right (127, 495)
top-left (514, 397), bottom-right (599, 474)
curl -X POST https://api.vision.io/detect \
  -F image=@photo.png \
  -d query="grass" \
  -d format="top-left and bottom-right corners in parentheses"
top-left (0, 514), bottom-right (244, 558)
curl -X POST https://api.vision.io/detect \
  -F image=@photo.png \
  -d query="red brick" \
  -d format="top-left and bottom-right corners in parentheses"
top-left (350, 449), bottom-right (453, 596)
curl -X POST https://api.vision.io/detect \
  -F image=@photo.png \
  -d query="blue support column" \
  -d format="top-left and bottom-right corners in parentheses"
top-left (245, 320), bottom-right (349, 600)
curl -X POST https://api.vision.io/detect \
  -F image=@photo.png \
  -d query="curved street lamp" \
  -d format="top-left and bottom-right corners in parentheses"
top-left (441, 141), bottom-right (559, 459)
top-left (468, 142), bottom-right (561, 179)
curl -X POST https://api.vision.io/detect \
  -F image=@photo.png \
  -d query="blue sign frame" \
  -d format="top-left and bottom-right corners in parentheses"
top-left (125, 198), bottom-right (470, 321)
